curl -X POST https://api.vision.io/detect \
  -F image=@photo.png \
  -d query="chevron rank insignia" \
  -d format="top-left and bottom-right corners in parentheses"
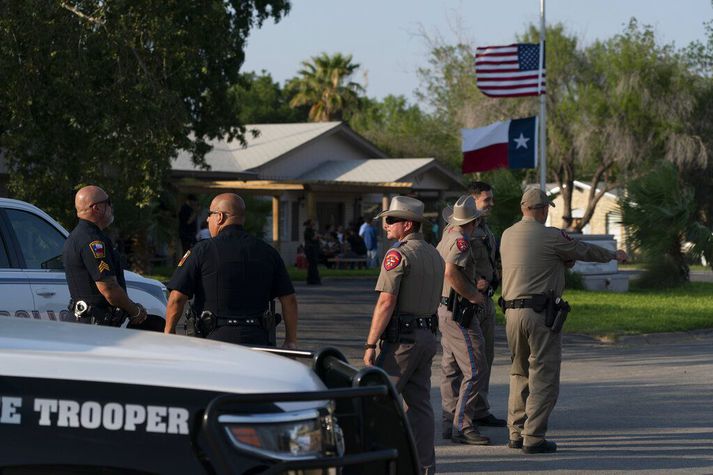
top-left (178, 250), bottom-right (191, 267)
top-left (97, 260), bottom-right (110, 273)
top-left (89, 240), bottom-right (105, 259)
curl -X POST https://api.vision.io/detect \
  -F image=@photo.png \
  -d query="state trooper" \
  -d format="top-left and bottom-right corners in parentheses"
top-left (436, 195), bottom-right (491, 445)
top-left (468, 181), bottom-right (506, 427)
top-left (63, 185), bottom-right (154, 329)
top-left (164, 193), bottom-right (298, 347)
top-left (363, 196), bottom-right (444, 475)
top-left (501, 188), bottom-right (627, 454)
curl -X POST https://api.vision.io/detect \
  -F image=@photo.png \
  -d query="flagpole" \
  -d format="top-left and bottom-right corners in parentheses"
top-left (538, 0), bottom-right (547, 191)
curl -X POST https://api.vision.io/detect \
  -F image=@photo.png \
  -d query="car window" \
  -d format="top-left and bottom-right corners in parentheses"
top-left (0, 233), bottom-right (10, 268)
top-left (5, 209), bottom-right (66, 270)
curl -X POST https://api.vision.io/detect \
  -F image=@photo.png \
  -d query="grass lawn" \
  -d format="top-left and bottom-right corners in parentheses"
top-left (143, 265), bottom-right (713, 337)
top-left (495, 282), bottom-right (713, 337)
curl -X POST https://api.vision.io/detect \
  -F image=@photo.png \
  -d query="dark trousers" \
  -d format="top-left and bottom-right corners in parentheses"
top-left (127, 314), bottom-right (165, 332)
top-left (207, 325), bottom-right (270, 346)
top-left (305, 245), bottom-right (321, 284)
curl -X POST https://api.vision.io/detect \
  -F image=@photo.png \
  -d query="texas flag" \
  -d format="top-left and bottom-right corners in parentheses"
top-left (461, 116), bottom-right (538, 173)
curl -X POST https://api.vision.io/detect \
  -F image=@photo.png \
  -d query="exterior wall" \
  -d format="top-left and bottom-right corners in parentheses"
top-left (258, 133), bottom-right (370, 179)
top-left (549, 187), bottom-right (628, 249)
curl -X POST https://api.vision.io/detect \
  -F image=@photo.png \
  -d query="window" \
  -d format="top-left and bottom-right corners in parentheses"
top-left (0, 233), bottom-right (10, 268)
top-left (5, 209), bottom-right (66, 270)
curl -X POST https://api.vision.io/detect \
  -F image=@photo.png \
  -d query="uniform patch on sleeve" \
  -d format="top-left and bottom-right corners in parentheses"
top-left (560, 230), bottom-right (573, 241)
top-left (97, 260), bottom-right (110, 273)
top-left (383, 250), bottom-right (402, 271)
top-left (89, 240), bottom-right (105, 259)
top-left (178, 250), bottom-right (191, 267)
top-left (456, 238), bottom-right (469, 252)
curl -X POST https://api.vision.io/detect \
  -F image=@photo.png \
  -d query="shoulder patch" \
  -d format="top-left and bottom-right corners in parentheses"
top-left (560, 230), bottom-right (573, 241)
top-left (89, 240), bottom-right (105, 259)
top-left (97, 260), bottom-right (110, 273)
top-left (383, 250), bottom-right (402, 271)
top-left (178, 250), bottom-right (191, 267)
top-left (456, 238), bottom-right (470, 252)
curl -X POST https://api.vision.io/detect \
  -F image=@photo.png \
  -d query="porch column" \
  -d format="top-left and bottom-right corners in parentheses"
top-left (272, 195), bottom-right (281, 253)
top-left (381, 194), bottom-right (390, 226)
top-left (306, 190), bottom-right (317, 222)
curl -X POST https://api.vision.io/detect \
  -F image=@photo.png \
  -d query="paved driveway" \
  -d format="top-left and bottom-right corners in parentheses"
top-left (285, 278), bottom-right (713, 474)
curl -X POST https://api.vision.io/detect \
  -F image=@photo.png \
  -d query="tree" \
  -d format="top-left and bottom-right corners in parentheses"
top-left (0, 0), bottom-right (290, 228)
top-left (621, 163), bottom-right (713, 287)
top-left (230, 71), bottom-right (307, 124)
top-left (349, 95), bottom-right (453, 161)
top-left (288, 52), bottom-right (364, 122)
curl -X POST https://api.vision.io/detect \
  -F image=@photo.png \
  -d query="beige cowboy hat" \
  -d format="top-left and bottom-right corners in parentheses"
top-left (442, 195), bottom-right (482, 226)
top-left (375, 196), bottom-right (429, 223)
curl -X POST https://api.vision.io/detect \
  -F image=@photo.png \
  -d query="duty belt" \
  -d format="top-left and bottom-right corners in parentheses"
top-left (398, 314), bottom-right (437, 332)
top-left (218, 315), bottom-right (263, 327)
top-left (502, 298), bottom-right (537, 309)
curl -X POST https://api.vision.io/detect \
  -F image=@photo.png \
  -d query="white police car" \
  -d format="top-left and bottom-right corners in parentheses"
top-left (0, 317), bottom-right (418, 473)
top-left (0, 198), bottom-right (166, 323)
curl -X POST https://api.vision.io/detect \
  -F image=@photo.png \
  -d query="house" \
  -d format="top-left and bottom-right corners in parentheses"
top-left (547, 180), bottom-right (628, 250)
top-left (172, 122), bottom-right (465, 263)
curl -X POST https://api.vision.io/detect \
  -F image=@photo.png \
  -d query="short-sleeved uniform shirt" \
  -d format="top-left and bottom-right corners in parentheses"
top-left (436, 225), bottom-right (477, 298)
top-left (168, 224), bottom-right (294, 316)
top-left (63, 219), bottom-right (125, 306)
top-left (501, 216), bottom-right (616, 300)
top-left (375, 232), bottom-right (444, 316)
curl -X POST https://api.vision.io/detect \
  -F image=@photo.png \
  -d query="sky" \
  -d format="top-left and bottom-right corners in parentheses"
top-left (242, 0), bottom-right (713, 102)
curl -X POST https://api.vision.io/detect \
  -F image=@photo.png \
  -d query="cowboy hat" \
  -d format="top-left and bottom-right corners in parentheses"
top-left (375, 196), bottom-right (429, 223)
top-left (442, 195), bottom-right (481, 226)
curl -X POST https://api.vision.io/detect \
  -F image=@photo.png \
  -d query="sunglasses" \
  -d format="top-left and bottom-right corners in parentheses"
top-left (385, 216), bottom-right (407, 225)
top-left (91, 198), bottom-right (112, 208)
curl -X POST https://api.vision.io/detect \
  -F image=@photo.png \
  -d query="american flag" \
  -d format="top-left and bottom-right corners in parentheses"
top-left (475, 43), bottom-right (546, 97)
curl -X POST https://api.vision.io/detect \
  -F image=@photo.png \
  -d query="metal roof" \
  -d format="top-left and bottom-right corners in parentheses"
top-left (298, 158), bottom-right (435, 183)
top-left (173, 122), bottom-right (346, 173)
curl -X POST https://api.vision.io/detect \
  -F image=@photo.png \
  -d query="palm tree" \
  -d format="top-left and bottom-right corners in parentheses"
top-left (288, 53), bottom-right (365, 122)
top-left (621, 162), bottom-right (713, 287)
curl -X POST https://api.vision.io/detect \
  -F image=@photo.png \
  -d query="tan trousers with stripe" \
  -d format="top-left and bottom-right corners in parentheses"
top-left (505, 307), bottom-right (562, 446)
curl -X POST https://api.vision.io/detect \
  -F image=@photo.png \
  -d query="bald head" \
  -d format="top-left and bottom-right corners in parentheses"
top-left (74, 185), bottom-right (113, 229)
top-left (208, 193), bottom-right (246, 236)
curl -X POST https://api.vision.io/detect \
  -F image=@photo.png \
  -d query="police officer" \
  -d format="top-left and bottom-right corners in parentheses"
top-left (63, 185), bottom-right (150, 329)
top-left (436, 195), bottom-right (490, 445)
top-left (468, 181), bottom-right (506, 427)
top-left (501, 188), bottom-right (627, 453)
top-left (164, 193), bottom-right (298, 348)
top-left (363, 196), bottom-right (444, 475)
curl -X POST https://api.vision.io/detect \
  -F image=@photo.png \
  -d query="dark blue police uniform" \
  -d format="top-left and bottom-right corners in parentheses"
top-left (167, 224), bottom-right (294, 345)
top-left (63, 219), bottom-right (162, 330)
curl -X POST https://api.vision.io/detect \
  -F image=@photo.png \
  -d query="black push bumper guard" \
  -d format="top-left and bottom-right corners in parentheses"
top-left (199, 347), bottom-right (420, 475)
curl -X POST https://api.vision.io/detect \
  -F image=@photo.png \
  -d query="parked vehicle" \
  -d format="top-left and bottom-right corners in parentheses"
top-left (0, 198), bottom-right (166, 322)
top-left (0, 317), bottom-right (418, 474)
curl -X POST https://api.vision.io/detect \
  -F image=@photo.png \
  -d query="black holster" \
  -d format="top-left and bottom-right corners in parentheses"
top-left (185, 305), bottom-right (203, 338)
top-left (544, 290), bottom-right (570, 333)
top-left (199, 311), bottom-right (217, 336)
top-left (453, 299), bottom-right (477, 328)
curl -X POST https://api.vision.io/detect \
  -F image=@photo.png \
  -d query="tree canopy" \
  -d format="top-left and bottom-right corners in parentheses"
top-left (0, 0), bottom-right (290, 226)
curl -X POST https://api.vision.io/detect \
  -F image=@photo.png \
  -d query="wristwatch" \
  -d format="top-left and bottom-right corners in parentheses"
top-left (364, 343), bottom-right (377, 350)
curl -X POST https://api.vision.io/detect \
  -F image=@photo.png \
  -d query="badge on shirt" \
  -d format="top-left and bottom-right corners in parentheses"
top-left (89, 240), bottom-right (105, 259)
top-left (178, 250), bottom-right (191, 267)
top-left (383, 250), bottom-right (402, 271)
top-left (456, 238), bottom-right (469, 252)
top-left (97, 260), bottom-right (110, 273)
top-left (560, 230), bottom-right (573, 241)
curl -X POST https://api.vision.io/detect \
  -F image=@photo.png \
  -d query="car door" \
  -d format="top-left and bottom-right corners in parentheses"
top-left (0, 210), bottom-right (38, 320)
top-left (2, 207), bottom-right (73, 322)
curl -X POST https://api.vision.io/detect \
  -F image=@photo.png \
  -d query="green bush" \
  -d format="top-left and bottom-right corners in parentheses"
top-left (565, 270), bottom-right (585, 290)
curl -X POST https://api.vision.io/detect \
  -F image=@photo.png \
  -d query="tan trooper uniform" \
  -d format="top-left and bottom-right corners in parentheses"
top-left (470, 220), bottom-right (499, 416)
top-left (437, 224), bottom-right (490, 436)
top-left (375, 232), bottom-right (444, 471)
top-left (501, 216), bottom-right (616, 447)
